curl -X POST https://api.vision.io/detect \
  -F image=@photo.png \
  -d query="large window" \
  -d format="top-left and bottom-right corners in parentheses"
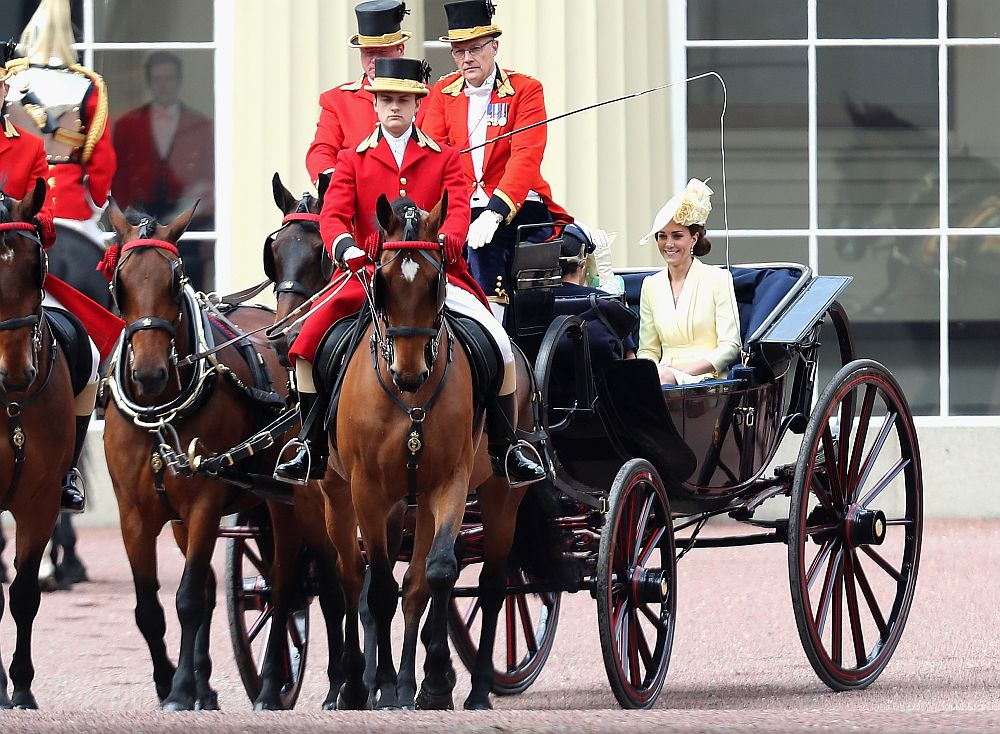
top-left (1, 0), bottom-right (220, 291)
top-left (684, 0), bottom-right (1000, 418)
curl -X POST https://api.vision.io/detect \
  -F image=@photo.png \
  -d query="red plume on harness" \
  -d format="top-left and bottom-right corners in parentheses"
top-left (364, 232), bottom-right (383, 260)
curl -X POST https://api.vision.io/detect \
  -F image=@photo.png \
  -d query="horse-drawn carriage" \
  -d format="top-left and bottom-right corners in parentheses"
top-left (226, 210), bottom-right (922, 709)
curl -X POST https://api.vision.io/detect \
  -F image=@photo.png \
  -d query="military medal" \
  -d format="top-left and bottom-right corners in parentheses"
top-left (486, 102), bottom-right (508, 127)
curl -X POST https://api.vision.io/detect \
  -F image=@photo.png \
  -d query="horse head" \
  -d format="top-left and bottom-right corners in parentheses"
top-left (107, 198), bottom-right (198, 398)
top-left (374, 192), bottom-right (448, 393)
top-left (266, 172), bottom-right (331, 367)
top-left (0, 179), bottom-right (48, 393)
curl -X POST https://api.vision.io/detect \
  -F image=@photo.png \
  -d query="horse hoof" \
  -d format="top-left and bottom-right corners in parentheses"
top-left (59, 559), bottom-right (89, 585)
top-left (38, 574), bottom-right (66, 593)
top-left (161, 699), bottom-right (194, 712)
top-left (415, 688), bottom-right (454, 711)
top-left (12, 692), bottom-right (38, 710)
top-left (463, 697), bottom-right (492, 711)
top-left (0, 701), bottom-right (12, 710)
top-left (336, 687), bottom-right (373, 711)
top-left (253, 700), bottom-right (282, 712)
top-left (196, 692), bottom-right (220, 711)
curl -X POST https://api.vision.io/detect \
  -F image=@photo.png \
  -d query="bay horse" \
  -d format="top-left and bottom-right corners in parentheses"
top-left (0, 180), bottom-right (75, 709)
top-left (332, 194), bottom-right (550, 710)
top-left (102, 200), bottom-right (304, 710)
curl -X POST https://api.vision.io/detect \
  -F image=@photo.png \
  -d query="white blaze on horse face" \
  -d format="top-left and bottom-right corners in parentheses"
top-left (401, 256), bottom-right (420, 283)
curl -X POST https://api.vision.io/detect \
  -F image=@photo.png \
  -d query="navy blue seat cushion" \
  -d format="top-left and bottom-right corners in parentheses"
top-left (619, 266), bottom-right (801, 346)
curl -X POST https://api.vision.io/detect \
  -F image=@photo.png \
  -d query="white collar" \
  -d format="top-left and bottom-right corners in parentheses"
top-left (381, 124), bottom-right (412, 145)
top-left (466, 67), bottom-right (498, 94)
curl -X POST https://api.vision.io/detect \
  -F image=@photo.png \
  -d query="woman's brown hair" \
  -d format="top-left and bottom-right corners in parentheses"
top-left (688, 224), bottom-right (712, 257)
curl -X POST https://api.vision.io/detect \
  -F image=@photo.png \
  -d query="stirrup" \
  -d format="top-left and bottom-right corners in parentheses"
top-left (61, 468), bottom-right (87, 514)
top-left (503, 440), bottom-right (546, 489)
top-left (273, 438), bottom-right (311, 486)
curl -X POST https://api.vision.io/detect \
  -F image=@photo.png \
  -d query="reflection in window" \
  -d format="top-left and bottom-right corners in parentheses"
top-left (700, 238), bottom-right (808, 269)
top-left (422, 0), bottom-right (453, 85)
top-left (688, 0), bottom-right (806, 41)
top-left (94, 0), bottom-right (212, 43)
top-left (818, 0), bottom-right (936, 39)
top-left (950, 234), bottom-right (1000, 415)
top-left (101, 49), bottom-right (215, 233)
top-left (819, 237), bottom-right (940, 415)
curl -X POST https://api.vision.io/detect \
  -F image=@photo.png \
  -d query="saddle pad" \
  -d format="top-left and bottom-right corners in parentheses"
top-left (447, 313), bottom-right (502, 414)
top-left (44, 307), bottom-right (92, 396)
top-left (315, 310), bottom-right (373, 440)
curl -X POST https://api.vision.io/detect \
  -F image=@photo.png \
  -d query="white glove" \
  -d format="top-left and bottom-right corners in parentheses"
top-left (467, 210), bottom-right (503, 250)
top-left (342, 245), bottom-right (365, 262)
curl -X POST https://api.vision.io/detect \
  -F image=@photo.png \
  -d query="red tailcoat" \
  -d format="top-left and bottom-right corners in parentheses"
top-left (0, 116), bottom-right (123, 360)
top-left (111, 103), bottom-right (215, 219)
top-left (420, 67), bottom-right (571, 224)
top-left (290, 125), bottom-right (487, 365)
top-left (304, 75), bottom-right (378, 185)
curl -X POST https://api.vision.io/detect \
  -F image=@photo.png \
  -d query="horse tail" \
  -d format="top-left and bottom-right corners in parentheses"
top-left (509, 481), bottom-right (580, 591)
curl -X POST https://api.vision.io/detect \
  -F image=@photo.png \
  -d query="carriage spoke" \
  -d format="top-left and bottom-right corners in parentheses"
top-left (814, 547), bottom-right (843, 638)
top-left (851, 550), bottom-right (889, 637)
top-left (627, 609), bottom-right (642, 686)
top-left (637, 527), bottom-right (666, 568)
top-left (505, 595), bottom-right (518, 670)
top-left (614, 599), bottom-right (629, 676)
top-left (844, 552), bottom-right (867, 668)
top-left (820, 427), bottom-right (844, 508)
top-left (859, 544), bottom-right (904, 583)
top-left (804, 522), bottom-right (839, 536)
top-left (832, 562), bottom-right (843, 667)
top-left (242, 545), bottom-right (271, 583)
top-left (247, 607), bottom-right (274, 644)
top-left (638, 602), bottom-right (661, 628)
top-left (516, 594), bottom-right (539, 654)
top-left (852, 412), bottom-right (898, 504)
top-left (846, 384), bottom-right (877, 499)
top-left (462, 597), bottom-right (482, 628)
top-left (631, 494), bottom-right (656, 565)
top-left (884, 518), bottom-right (915, 526)
top-left (859, 457), bottom-right (909, 510)
top-left (837, 390), bottom-right (857, 494)
top-left (806, 537), bottom-right (835, 591)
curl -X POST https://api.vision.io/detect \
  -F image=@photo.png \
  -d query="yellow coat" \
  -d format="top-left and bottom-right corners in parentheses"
top-left (637, 258), bottom-right (742, 384)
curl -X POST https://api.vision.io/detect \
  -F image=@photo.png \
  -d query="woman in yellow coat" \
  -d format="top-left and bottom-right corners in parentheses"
top-left (637, 179), bottom-right (742, 385)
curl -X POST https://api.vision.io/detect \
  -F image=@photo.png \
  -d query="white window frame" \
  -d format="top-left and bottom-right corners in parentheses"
top-left (678, 0), bottom-right (1000, 425)
top-left (72, 0), bottom-right (233, 290)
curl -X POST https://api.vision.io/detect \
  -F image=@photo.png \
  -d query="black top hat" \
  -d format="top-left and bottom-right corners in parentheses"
top-left (368, 57), bottom-right (431, 97)
top-left (439, 1), bottom-right (502, 43)
top-left (350, 0), bottom-right (412, 48)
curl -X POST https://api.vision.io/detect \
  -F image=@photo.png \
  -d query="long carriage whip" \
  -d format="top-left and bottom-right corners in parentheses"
top-left (460, 70), bottom-right (731, 270)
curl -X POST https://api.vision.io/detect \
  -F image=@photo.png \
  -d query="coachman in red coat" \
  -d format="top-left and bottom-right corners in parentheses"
top-left (305, 0), bottom-right (415, 185)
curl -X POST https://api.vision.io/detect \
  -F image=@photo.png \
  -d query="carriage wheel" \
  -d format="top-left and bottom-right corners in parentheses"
top-left (596, 459), bottom-right (676, 709)
top-left (448, 567), bottom-right (561, 695)
top-left (788, 359), bottom-right (922, 691)
top-left (225, 512), bottom-right (310, 709)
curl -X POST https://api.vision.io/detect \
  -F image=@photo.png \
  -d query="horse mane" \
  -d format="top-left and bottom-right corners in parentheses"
top-left (123, 207), bottom-right (161, 229)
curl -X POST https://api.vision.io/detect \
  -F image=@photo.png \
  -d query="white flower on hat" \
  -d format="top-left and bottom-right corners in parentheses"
top-left (638, 178), bottom-right (714, 246)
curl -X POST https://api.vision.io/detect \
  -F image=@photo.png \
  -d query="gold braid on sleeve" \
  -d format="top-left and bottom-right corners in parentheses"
top-left (69, 64), bottom-right (108, 164)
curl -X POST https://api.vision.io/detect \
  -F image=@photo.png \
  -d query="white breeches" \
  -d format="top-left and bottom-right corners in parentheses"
top-left (446, 284), bottom-right (515, 395)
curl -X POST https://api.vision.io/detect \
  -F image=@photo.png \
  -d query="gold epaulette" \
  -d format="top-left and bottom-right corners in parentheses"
top-left (2, 115), bottom-right (20, 138)
top-left (440, 72), bottom-right (464, 96)
top-left (339, 75), bottom-right (366, 92)
top-left (356, 125), bottom-right (381, 153)
top-left (413, 127), bottom-right (441, 152)
top-left (68, 64), bottom-right (108, 164)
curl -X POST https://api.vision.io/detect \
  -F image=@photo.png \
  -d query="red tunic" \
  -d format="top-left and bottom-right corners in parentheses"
top-left (419, 67), bottom-right (571, 223)
top-left (0, 116), bottom-right (123, 360)
top-left (290, 125), bottom-right (487, 365)
top-left (304, 75), bottom-right (378, 185)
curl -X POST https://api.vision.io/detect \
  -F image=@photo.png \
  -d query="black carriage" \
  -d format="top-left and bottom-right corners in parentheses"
top-left (225, 233), bottom-right (922, 710)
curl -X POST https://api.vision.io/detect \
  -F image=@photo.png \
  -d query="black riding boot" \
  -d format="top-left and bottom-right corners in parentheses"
top-left (274, 392), bottom-right (330, 483)
top-left (61, 415), bottom-right (89, 513)
top-left (487, 393), bottom-right (545, 485)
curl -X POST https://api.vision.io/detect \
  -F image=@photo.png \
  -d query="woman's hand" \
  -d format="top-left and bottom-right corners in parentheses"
top-left (657, 363), bottom-right (678, 385)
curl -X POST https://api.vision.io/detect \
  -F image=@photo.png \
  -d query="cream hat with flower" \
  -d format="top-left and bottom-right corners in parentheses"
top-left (638, 178), bottom-right (713, 246)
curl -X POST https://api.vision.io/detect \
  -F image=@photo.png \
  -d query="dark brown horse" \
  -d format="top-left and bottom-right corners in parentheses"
top-left (102, 200), bottom-right (303, 710)
top-left (331, 194), bottom-right (541, 710)
top-left (0, 180), bottom-right (75, 709)
top-left (261, 173), bottom-right (369, 710)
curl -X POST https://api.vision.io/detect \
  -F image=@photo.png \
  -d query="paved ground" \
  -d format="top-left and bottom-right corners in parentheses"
top-left (0, 519), bottom-right (998, 732)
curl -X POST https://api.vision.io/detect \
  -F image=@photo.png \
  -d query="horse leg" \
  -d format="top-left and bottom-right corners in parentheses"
top-left (7, 510), bottom-right (57, 709)
top-left (463, 480), bottom-right (525, 710)
top-left (161, 511), bottom-right (218, 711)
top-left (0, 564), bottom-right (9, 709)
top-left (0, 516), bottom-right (8, 584)
top-left (253, 503), bottom-right (299, 711)
top-left (361, 498), bottom-right (404, 694)
top-left (120, 515), bottom-right (175, 702)
top-left (37, 537), bottom-right (60, 593)
top-left (415, 493), bottom-right (465, 711)
top-left (192, 565), bottom-right (220, 710)
top-left (396, 500), bottom-right (434, 710)
top-left (55, 514), bottom-right (88, 585)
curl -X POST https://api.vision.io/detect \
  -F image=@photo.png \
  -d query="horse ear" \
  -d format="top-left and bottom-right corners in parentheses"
top-left (317, 172), bottom-right (332, 210)
top-left (272, 172), bottom-right (298, 214)
top-left (106, 196), bottom-right (130, 239)
top-left (161, 199), bottom-right (200, 243)
top-left (375, 194), bottom-right (395, 233)
top-left (425, 192), bottom-right (448, 238)
top-left (17, 177), bottom-right (48, 220)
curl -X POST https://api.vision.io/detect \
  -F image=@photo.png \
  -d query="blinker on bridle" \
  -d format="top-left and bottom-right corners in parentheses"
top-left (0, 220), bottom-right (47, 356)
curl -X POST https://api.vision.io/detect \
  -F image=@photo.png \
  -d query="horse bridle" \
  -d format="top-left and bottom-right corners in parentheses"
top-left (0, 219), bottom-right (48, 369)
top-left (263, 198), bottom-right (331, 301)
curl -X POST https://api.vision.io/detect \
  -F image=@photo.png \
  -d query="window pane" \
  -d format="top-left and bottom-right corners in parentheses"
top-left (949, 1), bottom-right (1000, 38)
top-left (688, 48), bottom-right (808, 229)
top-left (688, 0), bottom-right (806, 40)
top-left (0, 1), bottom-right (84, 43)
top-left (818, 0), bottom-right (936, 38)
top-left (819, 237), bottom-right (940, 415)
top-left (949, 48), bottom-right (1000, 228)
top-left (99, 49), bottom-right (216, 232)
top-left (94, 0), bottom-right (212, 43)
top-left (817, 48), bottom-right (938, 230)
top-left (949, 234), bottom-right (1000, 415)
top-left (700, 237), bottom-right (808, 268)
